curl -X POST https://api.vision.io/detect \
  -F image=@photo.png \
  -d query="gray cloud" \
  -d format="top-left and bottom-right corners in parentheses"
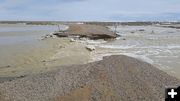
top-left (109, 13), bottom-right (180, 21)
top-left (0, 0), bottom-right (180, 21)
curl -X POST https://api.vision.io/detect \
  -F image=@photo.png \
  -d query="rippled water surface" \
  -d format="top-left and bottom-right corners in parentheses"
top-left (94, 26), bottom-right (180, 79)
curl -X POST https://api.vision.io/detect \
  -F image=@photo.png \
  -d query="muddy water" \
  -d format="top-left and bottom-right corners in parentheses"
top-left (1, 24), bottom-right (180, 80)
top-left (0, 24), bottom-right (58, 43)
top-left (0, 24), bottom-right (57, 76)
top-left (92, 25), bottom-right (180, 79)
top-left (0, 24), bottom-right (90, 77)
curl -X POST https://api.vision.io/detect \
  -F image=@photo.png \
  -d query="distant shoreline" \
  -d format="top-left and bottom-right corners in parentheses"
top-left (0, 21), bottom-right (180, 26)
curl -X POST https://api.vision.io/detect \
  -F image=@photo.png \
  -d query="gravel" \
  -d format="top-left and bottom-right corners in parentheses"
top-left (0, 55), bottom-right (180, 101)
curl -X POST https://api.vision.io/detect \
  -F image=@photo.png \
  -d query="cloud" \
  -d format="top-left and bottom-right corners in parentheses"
top-left (0, 0), bottom-right (180, 21)
top-left (109, 12), bottom-right (180, 21)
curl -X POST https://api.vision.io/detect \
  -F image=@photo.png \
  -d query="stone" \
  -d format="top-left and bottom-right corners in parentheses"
top-left (86, 45), bottom-right (95, 51)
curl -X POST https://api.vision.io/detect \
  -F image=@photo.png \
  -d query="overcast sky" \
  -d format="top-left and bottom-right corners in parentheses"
top-left (0, 0), bottom-right (180, 21)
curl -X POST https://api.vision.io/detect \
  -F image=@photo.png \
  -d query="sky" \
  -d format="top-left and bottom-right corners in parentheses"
top-left (0, 0), bottom-right (180, 21)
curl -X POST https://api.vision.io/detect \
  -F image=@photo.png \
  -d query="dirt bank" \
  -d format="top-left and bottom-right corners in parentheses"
top-left (0, 55), bottom-right (179, 101)
top-left (53, 24), bottom-right (118, 39)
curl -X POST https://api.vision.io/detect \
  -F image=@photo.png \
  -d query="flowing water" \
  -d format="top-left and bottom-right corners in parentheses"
top-left (92, 25), bottom-right (180, 79)
top-left (0, 24), bottom-right (180, 79)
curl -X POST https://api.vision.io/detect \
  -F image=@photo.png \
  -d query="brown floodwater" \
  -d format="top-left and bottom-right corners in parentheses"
top-left (0, 24), bottom-right (90, 77)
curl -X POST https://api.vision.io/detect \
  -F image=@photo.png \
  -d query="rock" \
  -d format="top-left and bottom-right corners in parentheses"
top-left (7, 65), bottom-right (11, 68)
top-left (44, 36), bottom-right (49, 38)
top-left (17, 75), bottom-right (26, 78)
top-left (50, 35), bottom-right (56, 38)
top-left (69, 38), bottom-right (76, 42)
top-left (151, 30), bottom-right (155, 34)
top-left (79, 37), bottom-right (88, 41)
top-left (139, 29), bottom-right (145, 31)
top-left (41, 34), bottom-right (56, 40)
top-left (86, 45), bottom-right (95, 51)
top-left (41, 60), bottom-right (46, 62)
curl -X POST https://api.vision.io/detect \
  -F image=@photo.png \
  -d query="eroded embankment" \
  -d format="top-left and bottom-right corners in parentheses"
top-left (53, 24), bottom-right (119, 39)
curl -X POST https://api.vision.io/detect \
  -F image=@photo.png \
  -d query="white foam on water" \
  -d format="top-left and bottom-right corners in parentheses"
top-left (90, 51), bottom-right (154, 64)
top-left (86, 40), bottom-right (107, 44)
top-left (134, 45), bottom-right (180, 49)
top-left (96, 42), bottom-right (180, 50)
top-left (147, 50), bottom-right (160, 56)
top-left (120, 53), bottom-right (154, 64)
top-left (98, 44), bottom-right (137, 49)
top-left (115, 37), bottom-right (122, 40)
top-left (57, 25), bottom-right (69, 31)
top-left (167, 45), bottom-right (180, 49)
top-left (75, 38), bottom-right (107, 45)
